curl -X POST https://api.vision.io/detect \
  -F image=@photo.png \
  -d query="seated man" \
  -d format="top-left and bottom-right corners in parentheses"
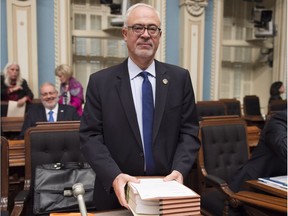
top-left (202, 110), bottom-right (287, 215)
top-left (229, 109), bottom-right (287, 192)
top-left (19, 82), bottom-right (80, 138)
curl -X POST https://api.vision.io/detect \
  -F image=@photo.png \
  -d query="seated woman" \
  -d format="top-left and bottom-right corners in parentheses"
top-left (55, 64), bottom-right (84, 116)
top-left (1, 62), bottom-right (34, 108)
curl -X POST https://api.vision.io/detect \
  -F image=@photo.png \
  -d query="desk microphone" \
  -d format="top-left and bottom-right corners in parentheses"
top-left (72, 183), bottom-right (88, 216)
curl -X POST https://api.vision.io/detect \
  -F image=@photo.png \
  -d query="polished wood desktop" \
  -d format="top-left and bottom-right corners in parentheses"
top-left (246, 179), bottom-right (287, 198)
top-left (8, 139), bottom-right (25, 167)
top-left (232, 180), bottom-right (287, 214)
top-left (50, 209), bottom-right (133, 216)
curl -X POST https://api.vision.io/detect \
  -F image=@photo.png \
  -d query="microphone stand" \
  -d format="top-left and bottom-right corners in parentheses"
top-left (72, 183), bottom-right (88, 216)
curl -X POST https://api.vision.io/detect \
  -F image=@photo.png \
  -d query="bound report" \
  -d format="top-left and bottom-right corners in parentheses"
top-left (258, 175), bottom-right (288, 190)
top-left (125, 178), bottom-right (200, 216)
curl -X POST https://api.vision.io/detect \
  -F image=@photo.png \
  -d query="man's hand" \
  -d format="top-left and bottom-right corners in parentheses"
top-left (163, 170), bottom-right (183, 184)
top-left (112, 173), bottom-right (140, 209)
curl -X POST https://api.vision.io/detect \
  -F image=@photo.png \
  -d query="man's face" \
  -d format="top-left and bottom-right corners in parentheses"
top-left (122, 6), bottom-right (161, 63)
top-left (40, 85), bottom-right (59, 110)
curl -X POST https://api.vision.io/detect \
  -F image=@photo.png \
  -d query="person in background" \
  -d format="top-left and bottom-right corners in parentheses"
top-left (79, 3), bottom-right (200, 210)
top-left (204, 110), bottom-right (287, 215)
top-left (19, 82), bottom-right (80, 138)
top-left (55, 64), bottom-right (84, 116)
top-left (1, 62), bottom-right (34, 107)
top-left (268, 81), bottom-right (285, 104)
top-left (229, 110), bottom-right (287, 192)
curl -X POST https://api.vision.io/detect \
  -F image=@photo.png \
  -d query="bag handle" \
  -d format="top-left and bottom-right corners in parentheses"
top-left (54, 162), bottom-right (85, 169)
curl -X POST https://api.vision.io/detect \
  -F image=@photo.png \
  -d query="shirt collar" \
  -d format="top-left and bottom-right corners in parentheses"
top-left (45, 103), bottom-right (59, 115)
top-left (128, 57), bottom-right (156, 80)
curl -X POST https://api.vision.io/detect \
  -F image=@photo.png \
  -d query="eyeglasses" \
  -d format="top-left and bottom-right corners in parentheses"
top-left (126, 24), bottom-right (161, 37)
top-left (41, 91), bottom-right (57, 97)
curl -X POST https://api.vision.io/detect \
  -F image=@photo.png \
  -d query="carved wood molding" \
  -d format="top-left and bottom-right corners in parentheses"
top-left (184, 0), bottom-right (208, 17)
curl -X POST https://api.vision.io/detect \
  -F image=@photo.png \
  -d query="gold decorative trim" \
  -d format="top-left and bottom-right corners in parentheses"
top-left (184, 0), bottom-right (208, 17)
top-left (151, 0), bottom-right (166, 62)
top-left (210, 0), bottom-right (223, 99)
top-left (54, 0), bottom-right (59, 67)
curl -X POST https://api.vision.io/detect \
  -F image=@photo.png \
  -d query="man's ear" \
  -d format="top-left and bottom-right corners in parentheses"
top-left (122, 28), bottom-right (127, 42)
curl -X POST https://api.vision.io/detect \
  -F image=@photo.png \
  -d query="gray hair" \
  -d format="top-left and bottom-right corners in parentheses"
top-left (123, 3), bottom-right (161, 27)
top-left (2, 62), bottom-right (23, 87)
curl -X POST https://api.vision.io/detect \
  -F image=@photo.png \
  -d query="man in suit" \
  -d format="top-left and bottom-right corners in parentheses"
top-left (229, 110), bottom-right (287, 192)
top-left (79, 3), bottom-right (200, 210)
top-left (205, 110), bottom-right (287, 215)
top-left (19, 82), bottom-right (80, 138)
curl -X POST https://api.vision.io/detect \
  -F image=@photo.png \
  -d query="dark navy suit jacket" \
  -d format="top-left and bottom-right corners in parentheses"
top-left (229, 110), bottom-right (287, 192)
top-left (79, 59), bottom-right (200, 210)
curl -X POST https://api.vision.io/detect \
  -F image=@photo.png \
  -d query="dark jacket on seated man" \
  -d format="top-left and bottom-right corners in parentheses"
top-left (19, 82), bottom-right (80, 138)
top-left (229, 110), bottom-right (287, 192)
top-left (202, 110), bottom-right (287, 215)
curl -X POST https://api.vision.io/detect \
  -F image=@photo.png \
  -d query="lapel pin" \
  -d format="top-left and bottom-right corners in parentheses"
top-left (60, 110), bottom-right (64, 112)
top-left (162, 79), bottom-right (168, 85)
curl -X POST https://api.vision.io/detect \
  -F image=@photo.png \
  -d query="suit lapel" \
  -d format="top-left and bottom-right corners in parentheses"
top-left (57, 105), bottom-right (65, 121)
top-left (115, 61), bottom-right (142, 147)
top-left (153, 61), bottom-right (169, 144)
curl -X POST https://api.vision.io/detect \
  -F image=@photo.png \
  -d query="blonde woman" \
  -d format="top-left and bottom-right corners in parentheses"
top-left (1, 62), bottom-right (33, 107)
top-left (55, 64), bottom-right (84, 116)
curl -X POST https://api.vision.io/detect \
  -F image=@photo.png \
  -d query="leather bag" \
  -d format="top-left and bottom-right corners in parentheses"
top-left (33, 162), bottom-right (96, 214)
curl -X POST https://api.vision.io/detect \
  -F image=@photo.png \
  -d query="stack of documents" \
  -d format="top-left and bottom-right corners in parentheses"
top-left (125, 178), bottom-right (200, 216)
top-left (258, 175), bottom-right (288, 190)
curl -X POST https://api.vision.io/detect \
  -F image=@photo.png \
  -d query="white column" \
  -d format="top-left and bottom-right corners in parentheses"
top-left (179, 0), bottom-right (208, 101)
top-left (7, 0), bottom-right (39, 97)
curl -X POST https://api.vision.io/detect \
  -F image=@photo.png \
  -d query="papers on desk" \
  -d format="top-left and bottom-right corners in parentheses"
top-left (126, 178), bottom-right (200, 216)
top-left (258, 175), bottom-right (288, 190)
top-left (7, 100), bottom-right (26, 117)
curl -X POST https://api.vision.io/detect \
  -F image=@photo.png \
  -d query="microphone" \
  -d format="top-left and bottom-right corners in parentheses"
top-left (72, 183), bottom-right (88, 216)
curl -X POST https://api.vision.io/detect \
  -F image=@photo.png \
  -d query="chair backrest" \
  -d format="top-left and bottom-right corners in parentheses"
top-left (268, 99), bottom-right (287, 115)
top-left (1, 136), bottom-right (9, 212)
top-left (24, 122), bottom-right (84, 190)
top-left (219, 98), bottom-right (242, 116)
top-left (198, 117), bottom-right (250, 183)
top-left (243, 95), bottom-right (262, 116)
top-left (196, 101), bottom-right (227, 120)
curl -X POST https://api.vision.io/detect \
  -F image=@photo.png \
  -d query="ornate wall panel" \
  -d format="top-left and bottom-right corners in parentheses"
top-left (179, 0), bottom-right (208, 101)
top-left (7, 0), bottom-right (38, 97)
top-left (210, 0), bottom-right (223, 99)
top-left (151, 0), bottom-right (166, 62)
top-left (54, 0), bottom-right (71, 67)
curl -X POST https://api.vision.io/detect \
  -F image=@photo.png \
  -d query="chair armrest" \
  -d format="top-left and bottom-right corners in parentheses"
top-left (10, 190), bottom-right (30, 216)
top-left (205, 174), bottom-right (226, 186)
top-left (204, 174), bottom-right (242, 208)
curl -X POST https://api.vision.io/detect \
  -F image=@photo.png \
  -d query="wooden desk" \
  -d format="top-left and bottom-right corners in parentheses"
top-left (246, 180), bottom-right (287, 198)
top-left (1, 117), bottom-right (24, 132)
top-left (233, 191), bottom-right (287, 213)
top-left (232, 179), bottom-right (287, 214)
top-left (8, 139), bottom-right (25, 167)
top-left (246, 126), bottom-right (261, 148)
top-left (50, 209), bottom-right (133, 216)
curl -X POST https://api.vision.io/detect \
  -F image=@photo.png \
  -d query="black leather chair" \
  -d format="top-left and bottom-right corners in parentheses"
top-left (196, 101), bottom-right (227, 120)
top-left (12, 122), bottom-right (96, 215)
top-left (267, 99), bottom-right (287, 115)
top-left (198, 117), bottom-right (250, 215)
top-left (219, 99), bottom-right (242, 116)
top-left (243, 95), bottom-right (265, 129)
top-left (1, 136), bottom-right (10, 216)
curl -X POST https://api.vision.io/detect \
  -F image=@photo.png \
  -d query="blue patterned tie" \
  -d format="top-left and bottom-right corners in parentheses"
top-left (140, 71), bottom-right (155, 175)
top-left (48, 110), bottom-right (54, 122)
